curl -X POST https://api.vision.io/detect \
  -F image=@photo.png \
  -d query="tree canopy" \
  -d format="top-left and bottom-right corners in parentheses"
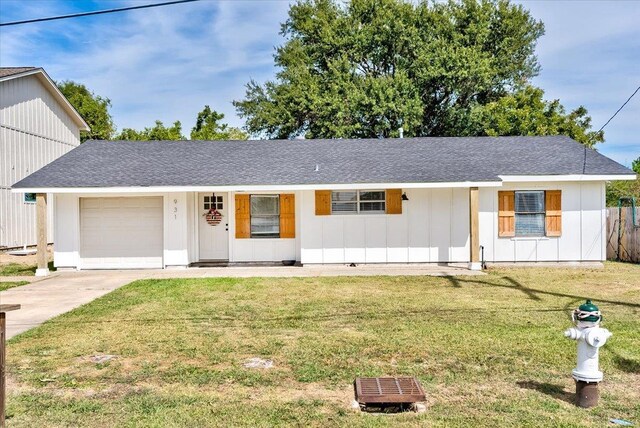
top-left (234, 0), bottom-right (602, 145)
top-left (190, 105), bottom-right (247, 140)
top-left (606, 156), bottom-right (640, 206)
top-left (57, 80), bottom-right (115, 142)
top-left (115, 120), bottom-right (184, 141)
top-left (471, 85), bottom-right (604, 147)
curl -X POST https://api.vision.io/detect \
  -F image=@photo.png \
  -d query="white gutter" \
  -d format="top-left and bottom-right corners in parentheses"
top-left (499, 174), bottom-right (636, 182)
top-left (11, 181), bottom-right (502, 194)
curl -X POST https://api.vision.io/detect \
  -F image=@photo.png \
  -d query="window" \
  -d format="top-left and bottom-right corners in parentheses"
top-left (250, 195), bottom-right (280, 238)
top-left (515, 191), bottom-right (545, 236)
top-left (24, 193), bottom-right (36, 203)
top-left (331, 190), bottom-right (385, 214)
top-left (204, 195), bottom-right (223, 210)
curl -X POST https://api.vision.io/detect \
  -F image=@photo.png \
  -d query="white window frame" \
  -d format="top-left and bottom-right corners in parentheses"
top-left (331, 190), bottom-right (386, 215)
top-left (250, 194), bottom-right (280, 238)
top-left (24, 193), bottom-right (36, 204)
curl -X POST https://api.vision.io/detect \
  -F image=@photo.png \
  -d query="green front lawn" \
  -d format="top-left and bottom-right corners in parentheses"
top-left (0, 281), bottom-right (29, 292)
top-left (0, 263), bottom-right (35, 276)
top-left (0, 261), bottom-right (55, 276)
top-left (6, 263), bottom-right (640, 427)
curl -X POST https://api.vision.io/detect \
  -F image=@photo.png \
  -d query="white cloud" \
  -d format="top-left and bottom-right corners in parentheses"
top-left (517, 0), bottom-right (640, 165)
top-left (1, 0), bottom-right (292, 133)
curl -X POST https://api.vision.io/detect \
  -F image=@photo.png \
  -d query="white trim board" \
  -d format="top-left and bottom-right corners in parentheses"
top-left (12, 181), bottom-right (502, 194)
top-left (499, 174), bottom-right (636, 182)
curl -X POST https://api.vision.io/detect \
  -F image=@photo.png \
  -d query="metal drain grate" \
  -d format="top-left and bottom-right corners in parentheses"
top-left (354, 377), bottom-right (426, 405)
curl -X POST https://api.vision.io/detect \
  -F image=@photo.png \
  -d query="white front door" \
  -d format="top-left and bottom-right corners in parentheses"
top-left (198, 192), bottom-right (229, 260)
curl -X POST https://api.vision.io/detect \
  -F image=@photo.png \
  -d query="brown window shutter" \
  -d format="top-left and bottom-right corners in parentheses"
top-left (280, 194), bottom-right (295, 238)
top-left (545, 190), bottom-right (562, 237)
top-left (315, 190), bottom-right (331, 215)
top-left (498, 191), bottom-right (515, 237)
top-left (385, 189), bottom-right (402, 214)
top-left (235, 194), bottom-right (250, 239)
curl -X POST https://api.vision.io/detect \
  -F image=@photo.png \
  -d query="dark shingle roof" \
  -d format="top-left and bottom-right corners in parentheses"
top-left (12, 136), bottom-right (634, 189)
top-left (0, 67), bottom-right (37, 78)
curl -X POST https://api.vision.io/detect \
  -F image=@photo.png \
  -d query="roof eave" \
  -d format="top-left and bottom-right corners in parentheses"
top-left (499, 174), bottom-right (637, 182)
top-left (11, 181), bottom-right (504, 194)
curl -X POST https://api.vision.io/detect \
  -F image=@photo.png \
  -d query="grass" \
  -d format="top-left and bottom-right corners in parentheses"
top-left (0, 261), bottom-right (55, 277)
top-left (0, 281), bottom-right (29, 292)
top-left (6, 262), bottom-right (640, 427)
top-left (0, 263), bottom-right (36, 276)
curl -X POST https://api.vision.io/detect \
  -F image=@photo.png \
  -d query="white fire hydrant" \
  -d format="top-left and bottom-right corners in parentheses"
top-left (564, 300), bottom-right (612, 408)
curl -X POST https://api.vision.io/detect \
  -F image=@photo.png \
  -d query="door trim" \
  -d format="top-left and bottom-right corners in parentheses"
top-left (196, 192), bottom-right (230, 261)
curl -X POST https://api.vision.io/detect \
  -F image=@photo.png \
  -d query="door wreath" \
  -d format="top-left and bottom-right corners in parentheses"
top-left (204, 208), bottom-right (223, 226)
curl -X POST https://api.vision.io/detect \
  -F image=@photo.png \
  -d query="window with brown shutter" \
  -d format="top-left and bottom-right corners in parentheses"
top-left (235, 194), bottom-right (250, 238)
top-left (545, 190), bottom-right (562, 236)
top-left (385, 189), bottom-right (402, 214)
top-left (280, 194), bottom-right (295, 238)
top-left (498, 191), bottom-right (515, 237)
top-left (498, 190), bottom-right (562, 238)
top-left (315, 190), bottom-right (331, 215)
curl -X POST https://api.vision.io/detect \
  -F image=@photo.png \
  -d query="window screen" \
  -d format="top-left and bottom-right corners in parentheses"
top-left (331, 190), bottom-right (385, 214)
top-left (332, 191), bottom-right (357, 213)
top-left (359, 191), bottom-right (385, 213)
top-left (250, 195), bottom-right (280, 238)
top-left (515, 191), bottom-right (545, 236)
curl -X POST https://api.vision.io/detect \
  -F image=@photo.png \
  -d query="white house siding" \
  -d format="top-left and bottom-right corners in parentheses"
top-left (478, 181), bottom-right (606, 262)
top-left (299, 188), bottom-right (471, 264)
top-left (228, 191), bottom-right (298, 263)
top-left (52, 182), bottom-right (607, 270)
top-left (0, 74), bottom-right (80, 247)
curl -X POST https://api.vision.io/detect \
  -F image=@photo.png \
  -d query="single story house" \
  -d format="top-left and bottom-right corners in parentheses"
top-left (11, 135), bottom-right (636, 273)
top-left (1, 67), bottom-right (88, 249)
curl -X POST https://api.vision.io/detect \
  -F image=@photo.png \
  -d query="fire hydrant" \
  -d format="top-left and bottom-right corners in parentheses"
top-left (564, 300), bottom-right (612, 408)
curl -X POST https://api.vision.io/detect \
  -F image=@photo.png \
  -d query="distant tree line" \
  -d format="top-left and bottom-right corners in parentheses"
top-left (607, 158), bottom-right (640, 206)
top-left (56, 81), bottom-right (247, 142)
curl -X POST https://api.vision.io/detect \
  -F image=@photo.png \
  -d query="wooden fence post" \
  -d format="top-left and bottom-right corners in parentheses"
top-left (0, 305), bottom-right (20, 428)
top-left (35, 193), bottom-right (49, 277)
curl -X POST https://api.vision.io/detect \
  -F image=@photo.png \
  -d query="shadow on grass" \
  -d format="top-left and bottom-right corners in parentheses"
top-left (446, 276), bottom-right (640, 310)
top-left (611, 349), bottom-right (640, 374)
top-left (516, 380), bottom-right (574, 405)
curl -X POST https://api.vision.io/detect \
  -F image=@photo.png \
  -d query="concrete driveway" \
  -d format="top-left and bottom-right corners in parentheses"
top-left (1, 263), bottom-right (481, 339)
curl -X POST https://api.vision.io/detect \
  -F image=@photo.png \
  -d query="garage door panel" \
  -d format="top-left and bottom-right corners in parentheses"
top-left (80, 197), bottom-right (163, 269)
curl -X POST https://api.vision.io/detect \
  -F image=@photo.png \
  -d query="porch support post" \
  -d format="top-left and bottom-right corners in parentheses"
top-left (35, 193), bottom-right (49, 277)
top-left (468, 187), bottom-right (481, 271)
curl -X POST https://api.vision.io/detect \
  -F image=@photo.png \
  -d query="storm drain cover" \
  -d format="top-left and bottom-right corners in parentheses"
top-left (354, 377), bottom-right (426, 405)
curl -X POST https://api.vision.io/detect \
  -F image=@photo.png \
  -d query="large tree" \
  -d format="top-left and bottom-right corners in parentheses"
top-left (235, 0), bottom-right (601, 144)
top-left (191, 105), bottom-right (247, 140)
top-left (57, 80), bottom-right (115, 142)
top-left (471, 85), bottom-right (604, 147)
top-left (115, 120), bottom-right (184, 140)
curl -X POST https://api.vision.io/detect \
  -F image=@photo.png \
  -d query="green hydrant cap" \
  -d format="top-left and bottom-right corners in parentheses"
top-left (577, 300), bottom-right (601, 322)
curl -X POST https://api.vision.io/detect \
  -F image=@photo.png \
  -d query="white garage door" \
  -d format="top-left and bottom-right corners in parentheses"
top-left (80, 197), bottom-right (163, 269)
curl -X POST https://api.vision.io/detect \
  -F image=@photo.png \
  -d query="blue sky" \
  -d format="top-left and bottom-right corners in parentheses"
top-left (0, 0), bottom-right (638, 166)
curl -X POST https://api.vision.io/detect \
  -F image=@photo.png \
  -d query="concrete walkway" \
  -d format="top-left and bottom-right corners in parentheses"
top-left (0, 263), bottom-right (481, 339)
